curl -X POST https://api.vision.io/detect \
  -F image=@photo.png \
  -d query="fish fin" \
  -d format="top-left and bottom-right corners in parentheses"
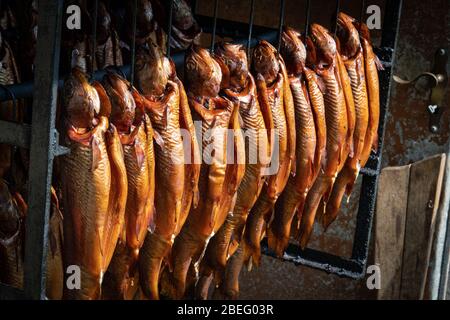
top-left (372, 132), bottom-right (379, 153)
top-left (374, 55), bottom-right (384, 71)
top-left (91, 135), bottom-right (101, 172)
top-left (134, 139), bottom-right (145, 170)
top-left (316, 75), bottom-right (327, 95)
top-left (152, 129), bottom-right (165, 149)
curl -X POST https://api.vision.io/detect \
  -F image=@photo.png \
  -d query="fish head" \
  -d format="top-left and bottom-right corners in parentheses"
top-left (310, 23), bottom-right (336, 66)
top-left (252, 40), bottom-right (280, 85)
top-left (0, 180), bottom-right (19, 236)
top-left (136, 0), bottom-right (155, 36)
top-left (96, 1), bottom-right (112, 45)
top-left (215, 43), bottom-right (248, 90)
top-left (353, 21), bottom-right (371, 43)
top-left (63, 68), bottom-right (100, 129)
top-left (336, 12), bottom-right (360, 58)
top-left (103, 72), bottom-right (136, 133)
top-left (135, 39), bottom-right (169, 97)
top-left (280, 27), bottom-right (306, 76)
top-left (173, 0), bottom-right (195, 30)
top-left (185, 45), bottom-right (222, 97)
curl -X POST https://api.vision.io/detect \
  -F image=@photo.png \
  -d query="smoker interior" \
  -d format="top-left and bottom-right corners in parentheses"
top-left (0, 0), bottom-right (403, 299)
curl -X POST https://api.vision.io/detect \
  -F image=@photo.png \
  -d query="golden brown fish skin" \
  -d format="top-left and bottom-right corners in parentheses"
top-left (46, 188), bottom-right (64, 300)
top-left (199, 75), bottom-right (267, 280)
top-left (135, 80), bottom-right (185, 300)
top-left (357, 22), bottom-right (381, 166)
top-left (323, 13), bottom-right (369, 229)
top-left (267, 29), bottom-right (316, 257)
top-left (135, 39), bottom-right (169, 97)
top-left (101, 74), bottom-right (155, 299)
top-left (0, 181), bottom-right (25, 288)
top-left (61, 69), bottom-right (128, 299)
top-left (170, 96), bottom-right (232, 299)
top-left (298, 24), bottom-right (348, 249)
top-left (238, 41), bottom-right (293, 267)
top-left (195, 44), bottom-right (250, 289)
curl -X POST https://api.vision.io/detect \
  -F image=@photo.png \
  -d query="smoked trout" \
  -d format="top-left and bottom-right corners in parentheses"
top-left (323, 13), bottom-right (369, 228)
top-left (100, 72), bottom-right (155, 299)
top-left (0, 180), bottom-right (26, 288)
top-left (268, 27), bottom-right (317, 257)
top-left (241, 40), bottom-right (294, 267)
top-left (134, 41), bottom-right (185, 300)
top-left (298, 24), bottom-right (348, 249)
top-left (169, 46), bottom-right (233, 299)
top-left (61, 68), bottom-right (128, 299)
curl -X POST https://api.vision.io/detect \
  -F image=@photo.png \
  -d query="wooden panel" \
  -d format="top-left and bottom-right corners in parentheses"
top-left (400, 154), bottom-right (446, 299)
top-left (375, 165), bottom-right (411, 299)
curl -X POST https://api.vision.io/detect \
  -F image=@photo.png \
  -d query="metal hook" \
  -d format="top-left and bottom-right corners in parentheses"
top-left (211, 0), bottom-right (220, 53)
top-left (394, 48), bottom-right (448, 133)
top-left (277, 0), bottom-right (286, 52)
top-left (130, 0), bottom-right (138, 87)
top-left (333, 0), bottom-right (341, 38)
top-left (167, 0), bottom-right (174, 57)
top-left (393, 72), bottom-right (443, 88)
top-left (304, 0), bottom-right (311, 48)
top-left (247, 0), bottom-right (255, 60)
top-left (90, 0), bottom-right (99, 82)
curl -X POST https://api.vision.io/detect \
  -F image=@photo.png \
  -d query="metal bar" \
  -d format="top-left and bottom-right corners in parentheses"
top-left (91, 0), bottom-right (99, 80)
top-left (261, 240), bottom-right (364, 279)
top-left (130, 0), bottom-right (137, 86)
top-left (23, 0), bottom-right (64, 300)
top-left (351, 0), bottom-right (403, 266)
top-left (333, 0), bottom-right (341, 37)
top-left (247, 0), bottom-right (256, 59)
top-left (166, 0), bottom-right (174, 57)
top-left (277, 0), bottom-right (286, 52)
top-left (210, 0), bottom-right (220, 52)
top-left (0, 120), bottom-right (31, 148)
top-left (304, 0), bottom-right (311, 44)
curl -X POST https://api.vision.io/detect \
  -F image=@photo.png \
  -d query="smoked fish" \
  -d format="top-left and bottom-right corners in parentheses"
top-left (61, 68), bottom-right (128, 299)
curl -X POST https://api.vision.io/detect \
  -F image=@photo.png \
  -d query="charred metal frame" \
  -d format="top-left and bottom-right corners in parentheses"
top-left (0, 0), bottom-right (403, 299)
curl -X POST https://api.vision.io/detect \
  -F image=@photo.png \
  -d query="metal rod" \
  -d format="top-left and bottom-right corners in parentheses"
top-left (210, 0), bottom-right (219, 52)
top-left (130, 0), bottom-right (138, 86)
top-left (167, 0), bottom-right (174, 57)
top-left (333, 0), bottom-right (341, 37)
top-left (91, 0), bottom-right (99, 80)
top-left (23, 0), bottom-right (64, 300)
top-left (360, 0), bottom-right (366, 23)
top-left (247, 0), bottom-right (255, 59)
top-left (304, 0), bottom-right (311, 47)
top-left (277, 0), bottom-right (286, 52)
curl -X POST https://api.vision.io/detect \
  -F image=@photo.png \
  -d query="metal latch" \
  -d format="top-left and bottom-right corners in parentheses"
top-left (393, 48), bottom-right (448, 133)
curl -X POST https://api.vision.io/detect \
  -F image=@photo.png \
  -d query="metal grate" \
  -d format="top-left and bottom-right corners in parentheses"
top-left (0, 0), bottom-right (403, 299)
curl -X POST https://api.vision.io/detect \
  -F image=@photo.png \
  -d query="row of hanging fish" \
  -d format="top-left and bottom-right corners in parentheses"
top-left (0, 5), bottom-right (381, 299)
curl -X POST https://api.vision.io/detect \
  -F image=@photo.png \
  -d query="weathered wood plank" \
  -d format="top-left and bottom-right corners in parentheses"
top-left (400, 154), bottom-right (446, 299)
top-left (375, 165), bottom-right (411, 299)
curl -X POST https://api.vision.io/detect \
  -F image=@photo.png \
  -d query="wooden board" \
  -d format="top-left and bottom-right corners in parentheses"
top-left (399, 154), bottom-right (446, 299)
top-left (375, 165), bottom-right (411, 299)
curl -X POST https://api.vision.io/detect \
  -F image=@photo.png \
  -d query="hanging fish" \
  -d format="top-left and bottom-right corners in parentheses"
top-left (100, 72), bottom-right (155, 300)
top-left (322, 12), bottom-right (369, 229)
top-left (0, 180), bottom-right (26, 289)
top-left (133, 41), bottom-right (185, 300)
top-left (297, 24), bottom-right (349, 249)
top-left (61, 68), bottom-right (128, 299)
top-left (268, 27), bottom-right (317, 257)
top-left (241, 40), bottom-right (295, 267)
top-left (168, 46), bottom-right (233, 299)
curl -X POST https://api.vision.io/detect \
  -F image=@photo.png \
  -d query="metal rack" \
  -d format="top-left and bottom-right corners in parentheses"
top-left (0, 0), bottom-right (403, 299)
